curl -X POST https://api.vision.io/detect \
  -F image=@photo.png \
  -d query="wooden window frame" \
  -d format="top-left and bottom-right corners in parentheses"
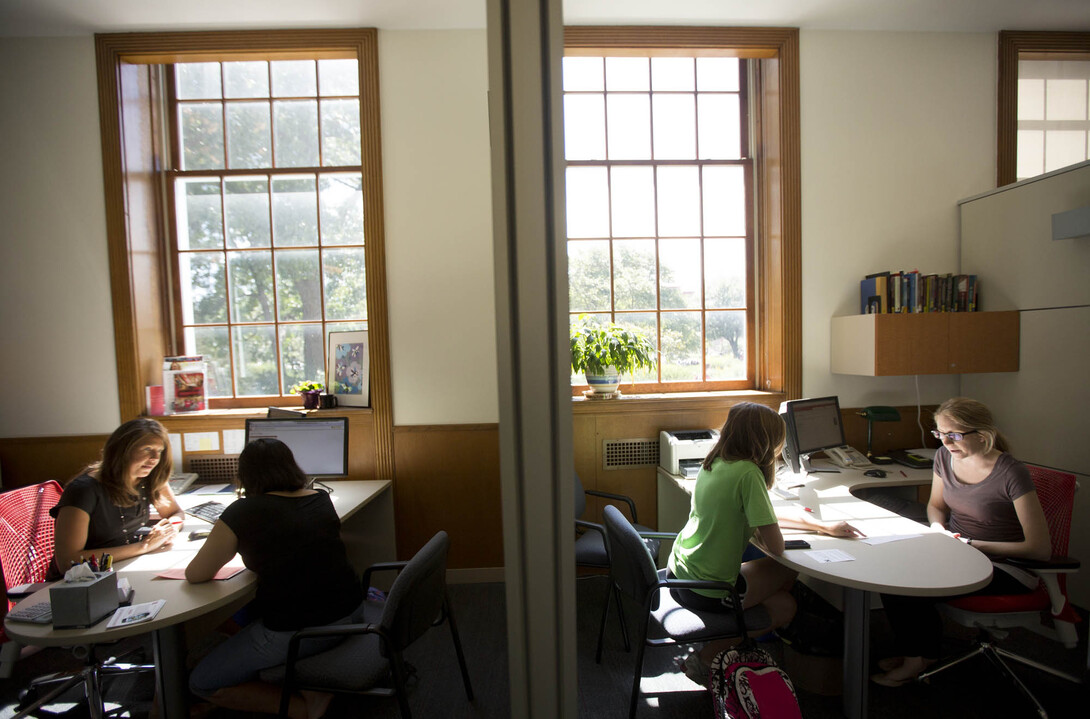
top-left (95, 30), bottom-right (394, 478)
top-left (564, 26), bottom-right (801, 398)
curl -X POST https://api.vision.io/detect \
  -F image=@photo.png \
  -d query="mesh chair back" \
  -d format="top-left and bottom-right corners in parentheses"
top-left (1026, 465), bottom-right (1076, 558)
top-left (602, 504), bottom-right (659, 602)
top-left (0, 481), bottom-right (63, 591)
top-left (379, 531), bottom-right (450, 654)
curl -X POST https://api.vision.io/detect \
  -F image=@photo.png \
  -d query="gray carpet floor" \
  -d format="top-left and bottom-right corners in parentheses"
top-left (2, 578), bottom-right (1087, 718)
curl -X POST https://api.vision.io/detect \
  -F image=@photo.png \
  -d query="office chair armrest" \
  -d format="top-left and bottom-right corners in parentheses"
top-left (1002, 556), bottom-right (1080, 572)
top-left (583, 489), bottom-right (640, 522)
top-left (656, 577), bottom-right (751, 632)
top-left (361, 560), bottom-right (410, 589)
top-left (575, 519), bottom-right (605, 538)
top-left (637, 531), bottom-right (678, 540)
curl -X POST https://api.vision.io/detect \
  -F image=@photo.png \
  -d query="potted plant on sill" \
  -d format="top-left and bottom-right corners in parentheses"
top-left (290, 380), bottom-right (325, 409)
top-left (569, 318), bottom-right (657, 397)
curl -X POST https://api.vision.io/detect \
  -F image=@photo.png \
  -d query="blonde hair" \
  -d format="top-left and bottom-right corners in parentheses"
top-left (934, 397), bottom-right (1009, 454)
top-left (703, 402), bottom-right (786, 488)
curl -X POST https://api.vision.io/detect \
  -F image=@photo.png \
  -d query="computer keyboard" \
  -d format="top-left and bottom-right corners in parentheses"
top-left (185, 501), bottom-right (226, 524)
top-left (169, 472), bottom-right (199, 494)
top-left (6, 601), bottom-right (52, 624)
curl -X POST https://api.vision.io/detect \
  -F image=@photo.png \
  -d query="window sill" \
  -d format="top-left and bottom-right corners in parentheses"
top-left (571, 389), bottom-right (786, 415)
top-left (148, 406), bottom-right (373, 422)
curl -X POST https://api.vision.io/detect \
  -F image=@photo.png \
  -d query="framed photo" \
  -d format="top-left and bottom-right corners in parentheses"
top-left (328, 330), bottom-right (369, 407)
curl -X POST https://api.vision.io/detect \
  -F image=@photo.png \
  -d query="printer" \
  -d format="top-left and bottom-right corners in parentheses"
top-left (659, 429), bottom-right (720, 478)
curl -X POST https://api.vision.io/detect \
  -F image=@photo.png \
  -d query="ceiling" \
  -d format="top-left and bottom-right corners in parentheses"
top-left (1, 0), bottom-right (1088, 38)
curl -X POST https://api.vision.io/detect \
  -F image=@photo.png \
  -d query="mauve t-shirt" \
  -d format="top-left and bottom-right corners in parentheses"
top-left (935, 447), bottom-right (1034, 542)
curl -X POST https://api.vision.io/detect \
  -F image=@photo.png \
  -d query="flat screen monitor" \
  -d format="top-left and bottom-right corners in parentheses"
top-left (243, 417), bottom-right (348, 481)
top-left (782, 396), bottom-right (846, 473)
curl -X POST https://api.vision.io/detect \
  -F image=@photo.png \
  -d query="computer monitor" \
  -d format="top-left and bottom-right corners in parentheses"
top-left (243, 417), bottom-right (349, 483)
top-left (781, 396), bottom-right (847, 474)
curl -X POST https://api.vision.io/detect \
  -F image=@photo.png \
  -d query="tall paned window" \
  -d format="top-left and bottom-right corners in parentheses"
top-left (170, 59), bottom-right (367, 398)
top-left (1015, 59), bottom-right (1090, 181)
top-left (564, 55), bottom-right (753, 392)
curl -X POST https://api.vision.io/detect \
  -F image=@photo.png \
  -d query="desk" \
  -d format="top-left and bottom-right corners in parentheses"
top-left (5, 479), bottom-right (393, 719)
top-left (657, 464), bottom-right (992, 719)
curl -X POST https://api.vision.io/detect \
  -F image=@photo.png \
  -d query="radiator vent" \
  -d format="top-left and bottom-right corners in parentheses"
top-left (187, 455), bottom-right (240, 484)
top-left (603, 438), bottom-right (659, 470)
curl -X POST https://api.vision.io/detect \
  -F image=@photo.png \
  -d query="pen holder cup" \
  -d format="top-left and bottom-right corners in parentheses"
top-left (49, 571), bottom-right (119, 628)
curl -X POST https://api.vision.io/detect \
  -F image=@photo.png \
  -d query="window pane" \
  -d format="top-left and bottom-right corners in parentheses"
top-left (656, 166), bottom-right (700, 236)
top-left (224, 179), bottom-right (271, 249)
top-left (179, 252), bottom-right (227, 324)
top-left (321, 99), bottom-right (362, 166)
top-left (1018, 77), bottom-right (1045, 121)
top-left (1045, 130), bottom-right (1087, 172)
top-left (563, 56), bottom-right (603, 91)
top-left (703, 166), bottom-right (746, 237)
top-left (613, 240), bottom-right (657, 311)
top-left (659, 238), bottom-right (701, 310)
top-left (323, 248), bottom-right (368, 320)
top-left (652, 94), bottom-right (696, 160)
top-left (223, 61), bottom-right (268, 99)
top-left (180, 103), bottom-right (225, 171)
top-left (272, 60), bottom-right (317, 97)
top-left (184, 326), bottom-right (231, 397)
top-left (697, 58), bottom-right (739, 92)
top-left (276, 249), bottom-right (321, 322)
top-left (176, 179), bottom-right (223, 251)
top-left (607, 94), bottom-right (651, 160)
top-left (279, 323), bottom-right (326, 392)
top-left (651, 58), bottom-right (694, 91)
top-left (705, 238), bottom-right (746, 308)
top-left (1017, 129), bottom-right (1045, 179)
top-left (228, 251), bottom-right (274, 322)
top-left (319, 59), bottom-right (359, 96)
top-left (1046, 79), bottom-right (1088, 121)
top-left (568, 240), bottom-right (611, 312)
top-left (706, 310), bottom-right (746, 380)
top-left (660, 312), bottom-right (701, 381)
top-left (176, 63), bottom-right (221, 100)
top-left (610, 166), bottom-right (655, 237)
top-left (272, 176), bottom-right (318, 247)
top-left (698, 94), bottom-right (742, 160)
top-left (564, 94), bottom-right (606, 161)
top-left (274, 100), bottom-right (319, 167)
top-left (565, 167), bottom-right (610, 238)
top-left (319, 173), bottom-right (365, 245)
top-left (232, 325), bottom-right (278, 396)
top-left (613, 312), bottom-right (658, 382)
top-left (226, 101), bottom-right (271, 169)
top-left (606, 57), bottom-right (649, 91)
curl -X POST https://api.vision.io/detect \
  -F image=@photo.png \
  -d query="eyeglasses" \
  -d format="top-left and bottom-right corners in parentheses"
top-left (931, 429), bottom-right (980, 441)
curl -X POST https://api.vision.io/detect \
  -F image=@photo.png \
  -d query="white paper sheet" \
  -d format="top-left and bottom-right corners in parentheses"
top-left (804, 549), bottom-right (855, 564)
top-left (183, 432), bottom-right (220, 452)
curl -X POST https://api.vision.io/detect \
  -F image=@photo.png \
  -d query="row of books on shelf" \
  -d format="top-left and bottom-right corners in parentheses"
top-left (860, 271), bottom-right (979, 314)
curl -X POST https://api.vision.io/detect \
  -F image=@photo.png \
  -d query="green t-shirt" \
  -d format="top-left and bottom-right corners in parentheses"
top-left (668, 457), bottom-right (778, 597)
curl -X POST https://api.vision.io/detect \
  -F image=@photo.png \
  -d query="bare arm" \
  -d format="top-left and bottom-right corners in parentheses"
top-left (926, 470), bottom-right (950, 531)
top-left (185, 521), bottom-right (240, 583)
top-left (776, 507), bottom-right (864, 538)
top-left (151, 486), bottom-right (185, 525)
top-left (753, 522), bottom-right (786, 557)
top-left (969, 492), bottom-right (1051, 561)
top-left (53, 506), bottom-right (176, 569)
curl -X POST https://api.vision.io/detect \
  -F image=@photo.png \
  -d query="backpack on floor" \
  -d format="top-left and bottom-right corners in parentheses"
top-left (710, 644), bottom-right (802, 719)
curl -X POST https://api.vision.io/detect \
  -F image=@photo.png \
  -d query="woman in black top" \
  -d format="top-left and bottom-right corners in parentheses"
top-left (187, 438), bottom-right (362, 719)
top-left (51, 418), bottom-right (183, 577)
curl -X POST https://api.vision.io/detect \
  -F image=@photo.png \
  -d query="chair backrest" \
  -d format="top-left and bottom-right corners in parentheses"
top-left (0, 481), bottom-right (63, 591)
top-left (602, 504), bottom-right (658, 602)
top-left (574, 471), bottom-right (587, 519)
top-left (380, 531), bottom-right (450, 653)
top-left (1026, 465), bottom-right (1077, 557)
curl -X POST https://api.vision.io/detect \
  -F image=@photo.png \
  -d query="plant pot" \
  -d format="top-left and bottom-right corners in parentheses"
top-left (585, 367), bottom-right (621, 395)
top-left (300, 390), bottom-right (321, 409)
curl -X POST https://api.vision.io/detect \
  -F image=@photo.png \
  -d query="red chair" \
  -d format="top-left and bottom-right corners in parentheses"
top-left (919, 465), bottom-right (1082, 715)
top-left (0, 480), bottom-right (63, 678)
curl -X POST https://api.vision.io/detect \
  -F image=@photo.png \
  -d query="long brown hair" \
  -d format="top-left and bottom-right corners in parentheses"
top-left (703, 402), bottom-right (786, 488)
top-left (85, 418), bottom-right (173, 507)
top-left (934, 397), bottom-right (1009, 454)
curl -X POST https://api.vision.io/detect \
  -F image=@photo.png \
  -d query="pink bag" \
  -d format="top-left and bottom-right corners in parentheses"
top-left (711, 645), bottom-right (802, 719)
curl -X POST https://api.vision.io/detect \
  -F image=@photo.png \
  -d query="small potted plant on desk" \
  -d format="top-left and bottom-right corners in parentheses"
top-left (570, 317), bottom-right (657, 398)
top-left (290, 380), bottom-right (324, 409)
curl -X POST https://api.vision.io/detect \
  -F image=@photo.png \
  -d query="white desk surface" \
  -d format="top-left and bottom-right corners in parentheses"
top-left (4, 479), bottom-right (392, 647)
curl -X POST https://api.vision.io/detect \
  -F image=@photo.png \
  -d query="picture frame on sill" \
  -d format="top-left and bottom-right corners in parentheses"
top-left (328, 330), bottom-right (369, 407)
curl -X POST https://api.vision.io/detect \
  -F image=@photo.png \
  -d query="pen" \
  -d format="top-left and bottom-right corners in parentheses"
top-left (803, 506), bottom-right (814, 513)
top-left (900, 470), bottom-right (907, 477)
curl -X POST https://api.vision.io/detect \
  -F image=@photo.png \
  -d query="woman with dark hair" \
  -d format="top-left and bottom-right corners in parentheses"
top-left (51, 418), bottom-right (183, 576)
top-left (669, 402), bottom-right (861, 682)
top-left (873, 397), bottom-right (1050, 687)
top-left (186, 438), bottom-right (362, 719)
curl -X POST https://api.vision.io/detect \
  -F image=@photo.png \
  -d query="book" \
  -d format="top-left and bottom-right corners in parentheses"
top-left (162, 356), bottom-right (206, 414)
top-left (857, 270), bottom-right (978, 314)
top-left (107, 598), bottom-right (166, 629)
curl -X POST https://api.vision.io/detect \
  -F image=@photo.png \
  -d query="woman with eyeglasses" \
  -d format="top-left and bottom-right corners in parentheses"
top-left (872, 397), bottom-right (1050, 687)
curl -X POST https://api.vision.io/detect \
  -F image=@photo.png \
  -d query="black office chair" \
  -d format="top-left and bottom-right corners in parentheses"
top-left (574, 471), bottom-right (661, 653)
top-left (265, 531), bottom-right (472, 719)
top-left (600, 505), bottom-right (772, 719)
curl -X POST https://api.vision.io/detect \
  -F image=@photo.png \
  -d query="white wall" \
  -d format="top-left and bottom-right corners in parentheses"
top-left (0, 37), bottom-right (119, 437)
top-left (799, 31), bottom-right (996, 409)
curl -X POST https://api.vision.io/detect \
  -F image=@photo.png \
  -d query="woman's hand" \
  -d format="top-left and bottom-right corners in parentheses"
top-left (140, 518), bottom-right (177, 554)
top-left (817, 521), bottom-right (864, 538)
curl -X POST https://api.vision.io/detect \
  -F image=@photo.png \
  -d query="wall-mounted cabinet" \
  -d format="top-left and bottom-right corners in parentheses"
top-left (831, 311), bottom-right (1019, 376)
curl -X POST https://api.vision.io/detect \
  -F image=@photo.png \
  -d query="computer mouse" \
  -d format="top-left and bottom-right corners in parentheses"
top-left (189, 530), bottom-right (210, 541)
top-left (864, 469), bottom-right (887, 478)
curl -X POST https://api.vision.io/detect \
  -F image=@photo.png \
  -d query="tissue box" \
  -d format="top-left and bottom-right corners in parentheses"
top-left (49, 571), bottom-right (119, 628)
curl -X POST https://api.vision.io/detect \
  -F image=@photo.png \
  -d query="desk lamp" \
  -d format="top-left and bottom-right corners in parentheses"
top-left (858, 406), bottom-right (900, 464)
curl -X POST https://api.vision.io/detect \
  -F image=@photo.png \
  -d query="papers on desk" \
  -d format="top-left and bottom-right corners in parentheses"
top-left (107, 599), bottom-right (165, 629)
top-left (803, 549), bottom-right (855, 563)
top-left (156, 564), bottom-right (246, 581)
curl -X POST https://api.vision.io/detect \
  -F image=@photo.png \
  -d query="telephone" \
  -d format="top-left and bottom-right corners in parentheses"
top-left (825, 445), bottom-right (873, 469)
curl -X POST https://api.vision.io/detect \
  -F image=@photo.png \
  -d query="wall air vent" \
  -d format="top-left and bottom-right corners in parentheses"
top-left (603, 438), bottom-right (659, 470)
